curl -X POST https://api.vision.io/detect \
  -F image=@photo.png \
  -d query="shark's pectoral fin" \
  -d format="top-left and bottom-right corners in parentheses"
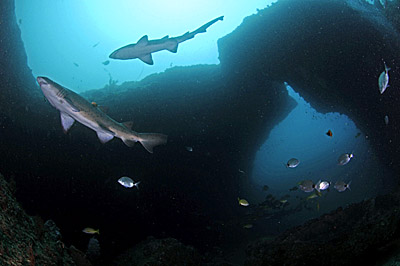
top-left (139, 54), bottom-right (154, 65)
top-left (161, 35), bottom-right (169, 39)
top-left (97, 131), bottom-right (114, 144)
top-left (60, 112), bottom-right (75, 133)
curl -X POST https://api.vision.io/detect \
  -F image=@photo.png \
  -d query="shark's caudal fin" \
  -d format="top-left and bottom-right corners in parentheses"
top-left (137, 133), bottom-right (168, 153)
top-left (195, 16), bottom-right (224, 34)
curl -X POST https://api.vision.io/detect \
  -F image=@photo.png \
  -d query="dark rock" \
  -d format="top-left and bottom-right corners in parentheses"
top-left (0, 0), bottom-right (38, 120)
top-left (44, 219), bottom-right (62, 242)
top-left (245, 190), bottom-right (400, 265)
top-left (86, 236), bottom-right (101, 262)
top-left (218, 0), bottom-right (400, 174)
top-left (114, 236), bottom-right (203, 266)
top-left (0, 173), bottom-right (87, 265)
top-left (70, 245), bottom-right (92, 266)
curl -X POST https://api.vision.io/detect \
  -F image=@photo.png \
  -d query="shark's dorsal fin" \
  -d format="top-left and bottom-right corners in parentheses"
top-left (161, 35), bottom-right (169, 40)
top-left (137, 35), bottom-right (149, 46)
top-left (139, 54), bottom-right (154, 65)
top-left (123, 121), bottom-right (134, 129)
top-left (60, 112), bottom-right (75, 133)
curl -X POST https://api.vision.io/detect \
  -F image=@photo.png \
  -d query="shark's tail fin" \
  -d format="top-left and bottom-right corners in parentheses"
top-left (137, 133), bottom-right (168, 153)
top-left (195, 16), bottom-right (224, 33)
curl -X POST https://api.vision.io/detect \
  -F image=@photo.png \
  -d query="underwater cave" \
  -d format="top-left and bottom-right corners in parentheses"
top-left (1, 0), bottom-right (400, 265)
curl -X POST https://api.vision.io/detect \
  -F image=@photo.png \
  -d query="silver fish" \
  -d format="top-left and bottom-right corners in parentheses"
top-left (37, 77), bottom-right (167, 153)
top-left (318, 181), bottom-right (330, 191)
top-left (286, 158), bottom-right (300, 168)
top-left (186, 146), bottom-right (193, 152)
top-left (378, 62), bottom-right (390, 94)
top-left (334, 181), bottom-right (351, 192)
top-left (384, 115), bottom-right (389, 125)
top-left (118, 176), bottom-right (140, 189)
top-left (338, 153), bottom-right (353, 166)
top-left (298, 180), bottom-right (320, 193)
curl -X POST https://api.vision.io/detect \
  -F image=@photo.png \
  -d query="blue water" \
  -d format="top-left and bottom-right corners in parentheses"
top-left (250, 83), bottom-right (393, 220)
top-left (15, 0), bottom-right (275, 92)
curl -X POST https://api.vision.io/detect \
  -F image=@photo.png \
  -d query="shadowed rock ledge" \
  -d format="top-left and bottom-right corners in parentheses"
top-left (0, 173), bottom-right (91, 265)
top-left (245, 190), bottom-right (400, 265)
top-left (218, 0), bottom-right (400, 174)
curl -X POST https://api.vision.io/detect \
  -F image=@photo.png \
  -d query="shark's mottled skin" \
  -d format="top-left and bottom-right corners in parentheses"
top-left (109, 16), bottom-right (224, 65)
top-left (37, 77), bottom-right (167, 153)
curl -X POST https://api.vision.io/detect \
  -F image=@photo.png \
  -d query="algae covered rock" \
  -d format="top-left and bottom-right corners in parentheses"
top-left (0, 173), bottom-right (89, 265)
top-left (114, 236), bottom-right (203, 266)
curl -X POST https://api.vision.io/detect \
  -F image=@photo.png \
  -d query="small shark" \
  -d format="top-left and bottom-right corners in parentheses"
top-left (109, 16), bottom-right (224, 65)
top-left (37, 77), bottom-right (167, 153)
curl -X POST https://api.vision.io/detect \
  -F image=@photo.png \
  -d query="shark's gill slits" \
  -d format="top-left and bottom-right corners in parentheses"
top-left (57, 87), bottom-right (67, 98)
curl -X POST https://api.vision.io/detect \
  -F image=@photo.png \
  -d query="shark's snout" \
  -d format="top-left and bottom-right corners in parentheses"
top-left (109, 51), bottom-right (116, 59)
top-left (37, 77), bottom-right (48, 86)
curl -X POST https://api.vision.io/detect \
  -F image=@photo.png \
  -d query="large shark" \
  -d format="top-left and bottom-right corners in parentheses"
top-left (109, 16), bottom-right (224, 65)
top-left (37, 77), bottom-right (167, 153)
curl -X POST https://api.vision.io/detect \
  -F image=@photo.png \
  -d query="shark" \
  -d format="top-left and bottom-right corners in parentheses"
top-left (37, 77), bottom-right (167, 153)
top-left (109, 16), bottom-right (224, 65)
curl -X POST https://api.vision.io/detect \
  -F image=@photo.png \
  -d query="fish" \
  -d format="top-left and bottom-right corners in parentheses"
top-left (298, 180), bottom-right (321, 193)
top-left (262, 185), bottom-right (269, 191)
top-left (102, 60), bottom-right (110, 65)
top-left (334, 181), bottom-right (351, 192)
top-left (82, 228), bottom-right (99, 234)
top-left (326, 130), bottom-right (333, 137)
top-left (384, 115), bottom-right (389, 125)
top-left (238, 198), bottom-right (249, 206)
top-left (109, 16), bottom-right (224, 65)
top-left (280, 199), bottom-right (288, 204)
top-left (355, 132), bottom-right (361, 138)
top-left (186, 146), bottom-right (193, 152)
top-left (286, 158), bottom-right (300, 168)
top-left (118, 176), bottom-right (140, 189)
top-left (306, 193), bottom-right (320, 200)
top-left (378, 62), bottom-right (390, 94)
top-left (338, 153), bottom-right (354, 166)
top-left (289, 186), bottom-right (298, 191)
top-left (318, 181), bottom-right (330, 191)
top-left (37, 77), bottom-right (167, 153)
top-left (92, 42), bottom-right (100, 48)
top-left (243, 224), bottom-right (253, 229)
top-left (91, 102), bottom-right (98, 107)
top-left (73, 62), bottom-right (79, 67)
